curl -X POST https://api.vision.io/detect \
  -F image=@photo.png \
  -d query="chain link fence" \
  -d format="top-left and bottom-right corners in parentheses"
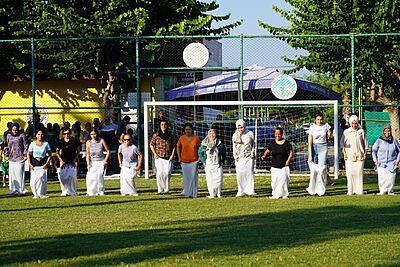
top-left (0, 34), bottom-right (398, 175)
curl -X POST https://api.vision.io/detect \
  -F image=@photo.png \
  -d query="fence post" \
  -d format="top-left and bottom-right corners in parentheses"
top-left (350, 33), bottom-right (355, 114)
top-left (31, 38), bottom-right (36, 133)
top-left (135, 36), bottom-right (142, 153)
top-left (239, 34), bottom-right (244, 117)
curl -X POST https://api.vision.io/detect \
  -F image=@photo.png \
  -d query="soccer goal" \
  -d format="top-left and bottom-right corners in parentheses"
top-left (144, 100), bottom-right (339, 180)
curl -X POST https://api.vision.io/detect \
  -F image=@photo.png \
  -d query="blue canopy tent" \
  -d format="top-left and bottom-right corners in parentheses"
top-left (166, 65), bottom-right (342, 101)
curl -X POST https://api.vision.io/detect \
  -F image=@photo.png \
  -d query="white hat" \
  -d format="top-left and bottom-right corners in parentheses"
top-left (349, 115), bottom-right (359, 124)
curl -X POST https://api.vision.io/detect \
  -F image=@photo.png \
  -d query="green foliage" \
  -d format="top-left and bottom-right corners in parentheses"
top-left (0, 0), bottom-right (240, 80)
top-left (259, 0), bottom-right (400, 102)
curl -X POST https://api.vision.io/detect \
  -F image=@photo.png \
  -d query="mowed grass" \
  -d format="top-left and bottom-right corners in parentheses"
top-left (0, 173), bottom-right (399, 266)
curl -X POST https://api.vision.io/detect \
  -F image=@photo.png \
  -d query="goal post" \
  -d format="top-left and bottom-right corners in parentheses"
top-left (144, 100), bottom-right (339, 180)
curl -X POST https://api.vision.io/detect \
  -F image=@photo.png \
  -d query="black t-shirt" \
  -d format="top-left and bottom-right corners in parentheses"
top-left (267, 140), bottom-right (293, 168)
top-left (57, 138), bottom-right (79, 164)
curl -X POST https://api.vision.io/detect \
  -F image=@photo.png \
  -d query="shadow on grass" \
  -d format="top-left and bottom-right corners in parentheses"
top-left (0, 196), bottom-right (184, 213)
top-left (1, 205), bottom-right (399, 266)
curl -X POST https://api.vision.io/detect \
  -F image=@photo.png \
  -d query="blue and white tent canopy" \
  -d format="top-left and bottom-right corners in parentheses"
top-left (165, 65), bottom-right (342, 101)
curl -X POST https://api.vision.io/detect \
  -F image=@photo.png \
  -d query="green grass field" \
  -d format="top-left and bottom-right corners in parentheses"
top-left (0, 174), bottom-right (399, 266)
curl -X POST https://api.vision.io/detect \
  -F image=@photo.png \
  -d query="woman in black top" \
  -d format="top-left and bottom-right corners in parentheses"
top-left (261, 127), bottom-right (293, 199)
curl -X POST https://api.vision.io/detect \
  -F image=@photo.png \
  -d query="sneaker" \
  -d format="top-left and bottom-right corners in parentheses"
top-left (388, 192), bottom-right (395, 195)
top-left (40, 195), bottom-right (49, 199)
top-left (32, 196), bottom-right (39, 199)
top-left (282, 196), bottom-right (288, 199)
top-left (206, 195), bottom-right (215, 199)
top-left (269, 196), bottom-right (279, 199)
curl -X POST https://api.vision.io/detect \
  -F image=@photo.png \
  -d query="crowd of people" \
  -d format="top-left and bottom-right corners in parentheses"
top-left (0, 111), bottom-right (399, 199)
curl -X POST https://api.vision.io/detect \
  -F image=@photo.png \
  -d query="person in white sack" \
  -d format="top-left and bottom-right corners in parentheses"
top-left (198, 129), bottom-right (226, 198)
top-left (306, 112), bottom-right (332, 196)
top-left (232, 119), bottom-right (256, 197)
top-left (261, 127), bottom-right (293, 199)
top-left (27, 129), bottom-right (52, 199)
top-left (341, 115), bottom-right (368, 195)
top-left (86, 127), bottom-right (110, 196)
top-left (118, 134), bottom-right (142, 196)
top-left (150, 120), bottom-right (175, 194)
top-left (56, 127), bottom-right (80, 197)
top-left (372, 125), bottom-right (400, 195)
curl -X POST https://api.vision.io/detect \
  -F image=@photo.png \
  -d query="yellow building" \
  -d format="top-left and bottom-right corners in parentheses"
top-left (0, 77), bottom-right (157, 136)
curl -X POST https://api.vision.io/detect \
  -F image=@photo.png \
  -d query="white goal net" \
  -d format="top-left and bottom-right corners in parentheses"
top-left (144, 100), bottom-right (339, 179)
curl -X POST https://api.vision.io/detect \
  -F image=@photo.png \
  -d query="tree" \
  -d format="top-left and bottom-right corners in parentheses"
top-left (259, 0), bottom-right (400, 138)
top-left (0, 0), bottom-right (241, 80)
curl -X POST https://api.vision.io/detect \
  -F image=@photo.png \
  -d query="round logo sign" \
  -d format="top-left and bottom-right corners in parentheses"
top-left (183, 43), bottom-right (209, 68)
top-left (271, 74), bottom-right (297, 100)
top-left (25, 104), bottom-right (49, 124)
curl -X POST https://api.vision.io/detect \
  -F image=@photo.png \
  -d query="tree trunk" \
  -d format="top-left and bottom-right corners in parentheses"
top-left (371, 82), bottom-right (400, 140)
top-left (387, 106), bottom-right (400, 140)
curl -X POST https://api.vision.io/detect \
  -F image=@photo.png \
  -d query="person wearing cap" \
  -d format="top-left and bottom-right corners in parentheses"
top-left (340, 115), bottom-right (368, 195)
top-left (5, 122), bottom-right (28, 195)
top-left (372, 125), bottom-right (400, 195)
top-left (232, 119), bottom-right (256, 197)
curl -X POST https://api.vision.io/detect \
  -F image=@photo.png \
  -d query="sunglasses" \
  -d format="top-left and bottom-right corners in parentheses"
top-left (124, 139), bottom-right (131, 141)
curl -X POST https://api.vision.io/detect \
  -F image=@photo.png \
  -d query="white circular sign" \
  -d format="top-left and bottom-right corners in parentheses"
top-left (25, 104), bottom-right (49, 124)
top-left (183, 43), bottom-right (209, 68)
top-left (271, 74), bottom-right (298, 100)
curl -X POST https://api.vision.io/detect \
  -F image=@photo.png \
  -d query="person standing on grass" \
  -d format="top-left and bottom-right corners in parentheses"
top-left (198, 129), bottom-right (226, 198)
top-left (176, 123), bottom-right (201, 198)
top-left (306, 112), bottom-right (332, 196)
top-left (56, 127), bottom-right (80, 197)
top-left (232, 119), bottom-right (256, 197)
top-left (150, 120), bottom-right (175, 194)
top-left (5, 122), bottom-right (28, 195)
top-left (261, 127), bottom-right (293, 199)
top-left (27, 129), bottom-right (52, 199)
top-left (86, 128), bottom-right (110, 196)
top-left (372, 125), bottom-right (400, 195)
top-left (341, 115), bottom-right (368, 195)
top-left (118, 134), bottom-right (143, 196)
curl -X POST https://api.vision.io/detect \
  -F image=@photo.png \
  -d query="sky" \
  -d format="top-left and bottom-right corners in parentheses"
top-left (202, 0), bottom-right (311, 76)
top-left (207, 0), bottom-right (292, 34)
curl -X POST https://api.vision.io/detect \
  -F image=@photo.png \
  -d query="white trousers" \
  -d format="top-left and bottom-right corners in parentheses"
top-left (58, 165), bottom-right (78, 196)
top-left (235, 158), bottom-right (255, 196)
top-left (30, 166), bottom-right (47, 198)
top-left (9, 161), bottom-right (27, 195)
top-left (155, 158), bottom-right (173, 193)
top-left (86, 161), bottom-right (105, 196)
top-left (307, 162), bottom-right (327, 196)
top-left (205, 164), bottom-right (223, 198)
top-left (270, 166), bottom-right (290, 198)
top-left (377, 167), bottom-right (396, 194)
top-left (181, 162), bottom-right (198, 198)
top-left (345, 160), bottom-right (364, 195)
top-left (120, 163), bottom-right (138, 196)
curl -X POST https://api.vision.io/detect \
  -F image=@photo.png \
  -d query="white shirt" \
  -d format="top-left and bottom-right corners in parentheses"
top-left (309, 123), bottom-right (331, 144)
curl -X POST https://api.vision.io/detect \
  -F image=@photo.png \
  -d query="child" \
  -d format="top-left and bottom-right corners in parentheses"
top-left (0, 139), bottom-right (8, 187)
